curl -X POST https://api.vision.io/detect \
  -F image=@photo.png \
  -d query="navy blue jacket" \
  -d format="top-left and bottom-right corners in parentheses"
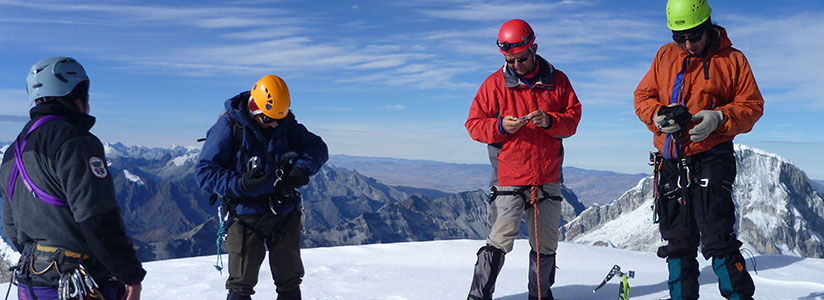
top-left (196, 92), bottom-right (328, 215)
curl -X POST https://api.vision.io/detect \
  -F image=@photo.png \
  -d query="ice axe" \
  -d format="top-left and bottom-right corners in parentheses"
top-left (593, 264), bottom-right (635, 300)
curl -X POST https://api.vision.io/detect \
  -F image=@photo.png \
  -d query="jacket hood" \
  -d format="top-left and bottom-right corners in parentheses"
top-left (503, 55), bottom-right (556, 88)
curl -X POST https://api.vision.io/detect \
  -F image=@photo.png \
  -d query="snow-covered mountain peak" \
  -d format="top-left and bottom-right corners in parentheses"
top-left (563, 144), bottom-right (824, 258)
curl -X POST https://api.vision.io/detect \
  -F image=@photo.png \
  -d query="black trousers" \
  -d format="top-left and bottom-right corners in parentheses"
top-left (656, 153), bottom-right (754, 299)
top-left (225, 210), bottom-right (304, 297)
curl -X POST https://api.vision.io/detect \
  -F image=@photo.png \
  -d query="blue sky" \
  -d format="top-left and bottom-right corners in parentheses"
top-left (1, 0), bottom-right (823, 179)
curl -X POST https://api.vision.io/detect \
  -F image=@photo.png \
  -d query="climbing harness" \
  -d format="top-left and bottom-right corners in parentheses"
top-left (7, 115), bottom-right (69, 206)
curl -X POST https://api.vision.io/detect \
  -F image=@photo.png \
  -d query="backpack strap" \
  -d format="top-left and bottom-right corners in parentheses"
top-left (7, 115), bottom-right (69, 206)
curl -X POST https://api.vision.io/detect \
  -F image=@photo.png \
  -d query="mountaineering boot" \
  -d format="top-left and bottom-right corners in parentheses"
top-left (667, 257), bottom-right (699, 300)
top-left (467, 245), bottom-right (506, 300)
top-left (276, 288), bottom-right (301, 300)
top-left (528, 250), bottom-right (556, 300)
top-left (227, 290), bottom-right (252, 300)
top-left (712, 253), bottom-right (755, 299)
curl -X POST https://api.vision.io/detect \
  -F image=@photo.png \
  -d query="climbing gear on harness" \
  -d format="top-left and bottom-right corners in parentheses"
top-left (530, 185), bottom-right (542, 300)
top-left (488, 186), bottom-right (562, 206)
top-left (58, 264), bottom-right (105, 300)
top-left (650, 151), bottom-right (664, 224)
top-left (8, 115), bottom-right (69, 206)
top-left (593, 264), bottom-right (635, 300)
top-left (212, 151), bottom-right (302, 273)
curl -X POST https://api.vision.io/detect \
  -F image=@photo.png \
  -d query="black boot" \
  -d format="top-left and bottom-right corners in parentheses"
top-left (467, 245), bottom-right (505, 300)
top-left (277, 288), bottom-right (301, 300)
top-left (227, 290), bottom-right (252, 300)
top-left (667, 256), bottom-right (699, 300)
top-left (712, 253), bottom-right (755, 299)
top-left (528, 250), bottom-right (556, 300)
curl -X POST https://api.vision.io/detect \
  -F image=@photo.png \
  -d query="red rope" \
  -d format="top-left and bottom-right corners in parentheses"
top-left (531, 185), bottom-right (541, 300)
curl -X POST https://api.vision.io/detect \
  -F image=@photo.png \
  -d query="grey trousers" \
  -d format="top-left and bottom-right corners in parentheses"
top-left (486, 184), bottom-right (562, 254)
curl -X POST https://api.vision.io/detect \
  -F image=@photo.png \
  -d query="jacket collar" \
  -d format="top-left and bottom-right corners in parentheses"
top-left (503, 55), bottom-right (555, 89)
top-left (29, 100), bottom-right (95, 131)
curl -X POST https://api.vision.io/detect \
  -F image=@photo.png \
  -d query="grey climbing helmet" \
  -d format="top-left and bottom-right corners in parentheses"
top-left (26, 56), bottom-right (89, 103)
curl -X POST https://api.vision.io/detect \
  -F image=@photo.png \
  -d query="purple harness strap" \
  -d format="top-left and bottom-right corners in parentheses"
top-left (7, 115), bottom-right (69, 206)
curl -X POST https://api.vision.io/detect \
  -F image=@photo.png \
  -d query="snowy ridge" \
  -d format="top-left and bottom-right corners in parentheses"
top-left (0, 144), bottom-right (8, 156)
top-left (103, 142), bottom-right (201, 160)
top-left (123, 169), bottom-right (144, 185)
top-left (563, 144), bottom-right (824, 258)
top-left (168, 152), bottom-right (199, 167)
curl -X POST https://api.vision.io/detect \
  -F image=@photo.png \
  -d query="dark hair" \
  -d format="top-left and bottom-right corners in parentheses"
top-left (35, 80), bottom-right (89, 105)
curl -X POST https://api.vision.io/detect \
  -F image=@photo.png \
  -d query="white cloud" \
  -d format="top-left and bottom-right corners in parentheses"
top-left (380, 104), bottom-right (407, 111)
top-left (724, 12), bottom-right (824, 109)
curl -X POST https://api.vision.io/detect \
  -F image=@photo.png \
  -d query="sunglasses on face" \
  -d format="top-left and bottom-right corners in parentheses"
top-left (258, 114), bottom-right (277, 124)
top-left (505, 53), bottom-right (532, 64)
top-left (672, 31), bottom-right (704, 43)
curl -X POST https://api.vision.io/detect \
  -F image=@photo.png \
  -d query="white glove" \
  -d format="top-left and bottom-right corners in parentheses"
top-left (688, 110), bottom-right (724, 142)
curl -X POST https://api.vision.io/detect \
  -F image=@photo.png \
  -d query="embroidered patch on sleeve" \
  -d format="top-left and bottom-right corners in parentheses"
top-left (89, 156), bottom-right (108, 178)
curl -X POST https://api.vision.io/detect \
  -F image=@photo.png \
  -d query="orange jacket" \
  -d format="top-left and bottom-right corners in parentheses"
top-left (466, 56), bottom-right (582, 186)
top-left (634, 26), bottom-right (763, 157)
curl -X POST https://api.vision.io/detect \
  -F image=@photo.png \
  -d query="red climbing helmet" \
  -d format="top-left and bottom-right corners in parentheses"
top-left (496, 19), bottom-right (535, 55)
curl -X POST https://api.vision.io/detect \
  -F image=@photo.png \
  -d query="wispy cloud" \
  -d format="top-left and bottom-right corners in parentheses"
top-left (416, 1), bottom-right (590, 21)
top-left (724, 12), bottom-right (824, 109)
top-left (380, 104), bottom-right (407, 111)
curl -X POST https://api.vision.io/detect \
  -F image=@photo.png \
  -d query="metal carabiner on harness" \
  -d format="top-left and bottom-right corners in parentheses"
top-left (269, 168), bottom-right (287, 215)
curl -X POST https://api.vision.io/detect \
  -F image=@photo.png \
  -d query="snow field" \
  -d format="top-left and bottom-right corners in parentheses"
top-left (1, 240), bottom-right (823, 299)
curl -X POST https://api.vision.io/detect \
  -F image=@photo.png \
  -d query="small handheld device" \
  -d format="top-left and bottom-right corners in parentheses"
top-left (517, 115), bottom-right (531, 121)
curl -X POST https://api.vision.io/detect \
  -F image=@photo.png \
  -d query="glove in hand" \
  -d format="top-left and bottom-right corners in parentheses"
top-left (655, 104), bottom-right (691, 133)
top-left (241, 169), bottom-right (274, 192)
top-left (285, 167), bottom-right (310, 189)
top-left (688, 110), bottom-right (724, 142)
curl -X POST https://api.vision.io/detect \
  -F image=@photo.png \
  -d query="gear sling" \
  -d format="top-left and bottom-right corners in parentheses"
top-left (6, 115), bottom-right (113, 300)
top-left (208, 116), bottom-right (300, 273)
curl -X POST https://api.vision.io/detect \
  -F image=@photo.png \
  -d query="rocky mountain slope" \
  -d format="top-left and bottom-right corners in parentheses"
top-left (561, 145), bottom-right (824, 258)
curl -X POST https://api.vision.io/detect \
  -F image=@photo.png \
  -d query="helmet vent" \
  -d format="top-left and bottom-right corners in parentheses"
top-left (54, 73), bottom-right (69, 83)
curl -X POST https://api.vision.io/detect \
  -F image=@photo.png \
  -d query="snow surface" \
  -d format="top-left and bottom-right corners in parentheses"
top-left (3, 240), bottom-right (823, 299)
top-left (122, 169), bottom-right (144, 185)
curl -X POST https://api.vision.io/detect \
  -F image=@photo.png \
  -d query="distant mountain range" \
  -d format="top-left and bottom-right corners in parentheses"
top-left (328, 154), bottom-right (645, 206)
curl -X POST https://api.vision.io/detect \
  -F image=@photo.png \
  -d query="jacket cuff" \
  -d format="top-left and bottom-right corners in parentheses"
top-left (498, 118), bottom-right (507, 135)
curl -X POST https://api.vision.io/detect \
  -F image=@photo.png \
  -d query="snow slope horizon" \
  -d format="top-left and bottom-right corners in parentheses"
top-left (2, 240), bottom-right (822, 300)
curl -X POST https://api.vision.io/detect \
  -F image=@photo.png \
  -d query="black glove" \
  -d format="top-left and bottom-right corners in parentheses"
top-left (241, 169), bottom-right (274, 192)
top-left (655, 104), bottom-right (691, 133)
top-left (285, 167), bottom-right (310, 189)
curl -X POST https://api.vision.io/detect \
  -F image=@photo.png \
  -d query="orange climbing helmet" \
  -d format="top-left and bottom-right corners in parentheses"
top-left (249, 74), bottom-right (290, 120)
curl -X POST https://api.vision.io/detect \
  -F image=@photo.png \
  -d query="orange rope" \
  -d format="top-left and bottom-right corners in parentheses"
top-left (531, 185), bottom-right (541, 300)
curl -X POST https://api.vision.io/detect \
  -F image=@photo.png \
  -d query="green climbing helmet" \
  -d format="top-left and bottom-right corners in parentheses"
top-left (666, 0), bottom-right (712, 31)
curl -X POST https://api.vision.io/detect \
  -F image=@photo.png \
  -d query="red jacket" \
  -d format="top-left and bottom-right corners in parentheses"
top-left (634, 26), bottom-right (764, 157)
top-left (466, 56), bottom-right (582, 186)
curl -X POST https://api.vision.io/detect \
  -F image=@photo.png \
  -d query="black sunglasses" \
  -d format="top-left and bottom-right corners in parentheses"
top-left (672, 31), bottom-right (704, 43)
top-left (258, 114), bottom-right (277, 123)
top-left (505, 53), bottom-right (532, 64)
